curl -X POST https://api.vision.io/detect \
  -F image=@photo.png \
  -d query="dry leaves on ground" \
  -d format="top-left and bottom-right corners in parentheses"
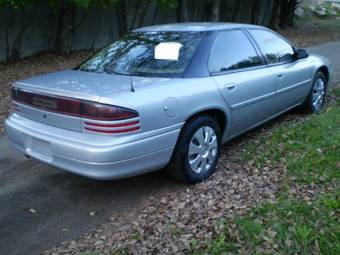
top-left (44, 132), bottom-right (286, 254)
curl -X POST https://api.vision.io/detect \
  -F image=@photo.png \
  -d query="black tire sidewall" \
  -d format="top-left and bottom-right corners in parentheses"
top-left (178, 116), bottom-right (221, 183)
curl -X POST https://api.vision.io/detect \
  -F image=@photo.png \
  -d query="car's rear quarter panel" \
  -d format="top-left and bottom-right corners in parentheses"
top-left (99, 76), bottom-right (231, 142)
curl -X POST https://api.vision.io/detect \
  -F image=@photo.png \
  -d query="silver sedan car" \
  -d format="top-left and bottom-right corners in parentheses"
top-left (5, 23), bottom-right (332, 183)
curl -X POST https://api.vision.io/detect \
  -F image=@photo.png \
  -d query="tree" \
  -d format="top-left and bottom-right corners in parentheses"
top-left (116, 0), bottom-right (128, 36)
top-left (279, 0), bottom-right (299, 28)
top-left (208, 0), bottom-right (221, 21)
top-left (231, 0), bottom-right (242, 22)
top-left (0, 0), bottom-right (39, 62)
top-left (268, 0), bottom-right (282, 28)
top-left (0, 0), bottom-right (301, 62)
top-left (250, 0), bottom-right (261, 24)
top-left (52, 0), bottom-right (118, 54)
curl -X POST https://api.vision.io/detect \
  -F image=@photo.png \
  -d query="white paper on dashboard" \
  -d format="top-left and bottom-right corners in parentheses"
top-left (154, 42), bottom-right (182, 61)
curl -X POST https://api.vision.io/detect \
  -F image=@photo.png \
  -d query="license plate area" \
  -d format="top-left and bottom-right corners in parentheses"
top-left (29, 138), bottom-right (52, 162)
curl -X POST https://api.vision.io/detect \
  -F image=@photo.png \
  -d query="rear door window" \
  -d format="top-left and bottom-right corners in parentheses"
top-left (208, 30), bottom-right (262, 74)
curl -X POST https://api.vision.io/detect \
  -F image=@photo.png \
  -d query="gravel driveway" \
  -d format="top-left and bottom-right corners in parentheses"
top-left (1, 40), bottom-right (340, 255)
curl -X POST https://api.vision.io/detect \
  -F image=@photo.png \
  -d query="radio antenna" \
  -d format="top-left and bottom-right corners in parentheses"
top-left (130, 76), bottom-right (135, 92)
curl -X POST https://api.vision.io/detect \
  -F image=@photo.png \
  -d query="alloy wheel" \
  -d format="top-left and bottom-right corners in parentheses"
top-left (312, 78), bottom-right (325, 111)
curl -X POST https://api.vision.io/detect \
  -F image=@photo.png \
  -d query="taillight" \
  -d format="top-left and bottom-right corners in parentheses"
top-left (81, 102), bottom-right (140, 134)
top-left (11, 87), bottom-right (140, 134)
top-left (82, 101), bottom-right (138, 121)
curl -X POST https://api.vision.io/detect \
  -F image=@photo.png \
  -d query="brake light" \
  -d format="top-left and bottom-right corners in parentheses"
top-left (81, 101), bottom-right (138, 121)
top-left (11, 87), bottom-right (140, 133)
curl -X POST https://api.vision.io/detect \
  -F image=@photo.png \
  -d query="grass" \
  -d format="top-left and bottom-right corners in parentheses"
top-left (244, 92), bottom-right (340, 185)
top-left (196, 90), bottom-right (340, 255)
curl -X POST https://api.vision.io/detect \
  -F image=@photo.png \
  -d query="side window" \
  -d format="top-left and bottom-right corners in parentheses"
top-left (249, 29), bottom-right (295, 64)
top-left (208, 30), bottom-right (262, 73)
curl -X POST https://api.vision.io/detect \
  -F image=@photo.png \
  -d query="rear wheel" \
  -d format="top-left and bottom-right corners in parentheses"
top-left (300, 72), bottom-right (327, 113)
top-left (167, 115), bottom-right (221, 183)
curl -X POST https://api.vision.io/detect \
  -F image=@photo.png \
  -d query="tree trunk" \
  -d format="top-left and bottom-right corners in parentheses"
top-left (2, 7), bottom-right (11, 62)
top-left (90, 11), bottom-right (102, 50)
top-left (176, 1), bottom-right (182, 22)
top-left (10, 2), bottom-right (38, 61)
top-left (268, 0), bottom-right (281, 29)
top-left (152, 4), bottom-right (159, 25)
top-left (72, 9), bottom-right (88, 34)
top-left (182, 0), bottom-right (190, 22)
top-left (118, 0), bottom-right (128, 36)
top-left (261, 0), bottom-right (272, 26)
top-left (208, 0), bottom-right (221, 21)
top-left (54, 0), bottom-right (74, 55)
top-left (231, 0), bottom-right (242, 22)
top-left (279, 0), bottom-right (297, 28)
top-left (138, 0), bottom-right (150, 27)
top-left (251, 0), bottom-right (261, 24)
top-left (130, 0), bottom-right (142, 30)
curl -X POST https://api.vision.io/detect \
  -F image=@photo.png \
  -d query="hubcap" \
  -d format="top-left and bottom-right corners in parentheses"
top-left (312, 78), bottom-right (325, 111)
top-left (188, 126), bottom-right (218, 174)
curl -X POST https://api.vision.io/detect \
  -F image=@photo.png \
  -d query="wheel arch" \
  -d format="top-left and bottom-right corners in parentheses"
top-left (184, 108), bottom-right (229, 134)
top-left (317, 66), bottom-right (329, 84)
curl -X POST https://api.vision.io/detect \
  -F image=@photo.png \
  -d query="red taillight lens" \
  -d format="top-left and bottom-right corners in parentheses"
top-left (11, 87), bottom-right (139, 122)
top-left (82, 102), bottom-right (138, 121)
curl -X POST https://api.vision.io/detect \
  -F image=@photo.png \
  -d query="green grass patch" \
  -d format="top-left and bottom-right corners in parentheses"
top-left (244, 101), bottom-right (340, 185)
top-left (196, 95), bottom-right (340, 254)
top-left (232, 194), bottom-right (340, 255)
top-left (195, 194), bottom-right (340, 254)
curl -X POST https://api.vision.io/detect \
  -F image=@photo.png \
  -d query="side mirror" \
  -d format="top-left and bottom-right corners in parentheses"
top-left (295, 48), bottom-right (309, 60)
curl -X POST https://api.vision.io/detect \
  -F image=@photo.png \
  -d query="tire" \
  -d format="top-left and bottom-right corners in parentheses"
top-left (300, 71), bottom-right (327, 113)
top-left (167, 115), bottom-right (221, 184)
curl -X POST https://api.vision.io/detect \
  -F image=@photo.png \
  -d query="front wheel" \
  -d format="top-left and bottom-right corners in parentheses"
top-left (167, 115), bottom-right (221, 184)
top-left (300, 72), bottom-right (327, 113)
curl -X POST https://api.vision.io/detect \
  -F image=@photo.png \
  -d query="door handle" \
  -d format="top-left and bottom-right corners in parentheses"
top-left (224, 83), bottom-right (236, 91)
top-left (277, 73), bottom-right (284, 78)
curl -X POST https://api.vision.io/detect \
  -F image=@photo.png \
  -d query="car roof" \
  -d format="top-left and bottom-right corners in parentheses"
top-left (133, 22), bottom-right (263, 32)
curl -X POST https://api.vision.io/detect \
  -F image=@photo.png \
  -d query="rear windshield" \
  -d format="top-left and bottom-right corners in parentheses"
top-left (77, 32), bottom-right (205, 77)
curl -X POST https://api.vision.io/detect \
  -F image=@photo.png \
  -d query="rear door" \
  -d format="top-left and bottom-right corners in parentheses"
top-left (209, 29), bottom-right (276, 137)
top-left (248, 29), bottom-right (313, 112)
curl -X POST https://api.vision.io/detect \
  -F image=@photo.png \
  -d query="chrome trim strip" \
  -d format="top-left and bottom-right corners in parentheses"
top-left (231, 92), bottom-right (275, 109)
top-left (276, 79), bottom-right (311, 94)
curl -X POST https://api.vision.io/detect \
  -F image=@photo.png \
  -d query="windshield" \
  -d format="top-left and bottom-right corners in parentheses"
top-left (77, 32), bottom-right (205, 77)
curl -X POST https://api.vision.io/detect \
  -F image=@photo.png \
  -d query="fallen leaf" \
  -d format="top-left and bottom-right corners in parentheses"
top-left (29, 208), bottom-right (37, 214)
top-left (267, 229), bottom-right (277, 238)
top-left (89, 211), bottom-right (97, 216)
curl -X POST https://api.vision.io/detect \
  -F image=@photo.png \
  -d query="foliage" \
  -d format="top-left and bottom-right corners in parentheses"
top-left (156, 0), bottom-right (178, 9)
top-left (0, 0), bottom-right (36, 8)
top-left (0, 0), bottom-right (119, 8)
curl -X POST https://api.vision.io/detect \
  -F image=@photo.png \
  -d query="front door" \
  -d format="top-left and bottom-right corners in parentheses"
top-left (248, 28), bottom-right (313, 112)
top-left (208, 29), bottom-right (276, 138)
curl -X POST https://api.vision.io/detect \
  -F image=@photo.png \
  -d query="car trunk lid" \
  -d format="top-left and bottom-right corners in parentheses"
top-left (12, 70), bottom-right (135, 132)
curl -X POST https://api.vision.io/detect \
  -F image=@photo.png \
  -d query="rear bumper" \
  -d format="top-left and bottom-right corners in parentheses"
top-left (5, 114), bottom-right (182, 180)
